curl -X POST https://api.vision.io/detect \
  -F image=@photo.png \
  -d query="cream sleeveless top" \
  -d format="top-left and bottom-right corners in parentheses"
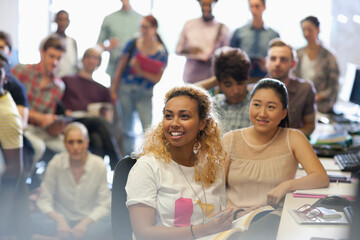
top-left (223, 128), bottom-right (298, 208)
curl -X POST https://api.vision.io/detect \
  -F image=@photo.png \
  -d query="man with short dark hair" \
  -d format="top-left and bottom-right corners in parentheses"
top-left (212, 46), bottom-right (252, 134)
top-left (12, 36), bottom-right (67, 161)
top-left (47, 10), bottom-right (78, 77)
top-left (266, 38), bottom-right (317, 136)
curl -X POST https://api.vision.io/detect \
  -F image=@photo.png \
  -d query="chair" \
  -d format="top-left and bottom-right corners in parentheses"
top-left (111, 155), bottom-right (137, 240)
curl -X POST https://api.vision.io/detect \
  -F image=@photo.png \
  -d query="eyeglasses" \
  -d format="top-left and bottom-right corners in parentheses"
top-left (296, 204), bottom-right (323, 220)
top-left (140, 25), bottom-right (152, 30)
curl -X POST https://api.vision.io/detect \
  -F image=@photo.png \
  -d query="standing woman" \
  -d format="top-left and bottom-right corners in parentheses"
top-left (125, 85), bottom-right (233, 240)
top-left (293, 16), bottom-right (340, 113)
top-left (111, 15), bottom-right (168, 155)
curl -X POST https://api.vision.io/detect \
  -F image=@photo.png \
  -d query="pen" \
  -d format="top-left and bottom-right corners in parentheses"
top-left (204, 210), bottom-right (228, 223)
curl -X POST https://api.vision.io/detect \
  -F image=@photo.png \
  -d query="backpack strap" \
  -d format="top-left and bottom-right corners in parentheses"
top-left (126, 38), bottom-right (137, 67)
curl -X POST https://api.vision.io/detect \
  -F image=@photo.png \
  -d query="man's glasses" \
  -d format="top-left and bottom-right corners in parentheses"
top-left (296, 204), bottom-right (323, 220)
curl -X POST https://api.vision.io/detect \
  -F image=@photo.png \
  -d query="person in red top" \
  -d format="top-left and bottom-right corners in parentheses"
top-left (11, 36), bottom-right (67, 164)
top-left (61, 48), bottom-right (122, 169)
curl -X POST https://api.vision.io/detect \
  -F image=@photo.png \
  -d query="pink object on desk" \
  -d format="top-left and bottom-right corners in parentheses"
top-left (292, 193), bottom-right (355, 201)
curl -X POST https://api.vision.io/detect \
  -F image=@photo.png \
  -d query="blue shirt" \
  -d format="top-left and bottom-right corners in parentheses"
top-left (231, 23), bottom-right (280, 78)
top-left (121, 39), bottom-right (168, 89)
top-left (230, 23), bottom-right (280, 58)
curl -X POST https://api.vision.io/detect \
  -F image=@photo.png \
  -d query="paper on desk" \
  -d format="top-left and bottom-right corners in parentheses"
top-left (298, 158), bottom-right (341, 171)
top-left (319, 158), bottom-right (341, 171)
top-left (293, 182), bottom-right (358, 199)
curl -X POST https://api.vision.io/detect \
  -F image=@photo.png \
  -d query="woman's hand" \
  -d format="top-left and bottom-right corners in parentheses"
top-left (194, 208), bottom-right (234, 237)
top-left (71, 218), bottom-right (93, 238)
top-left (266, 181), bottom-right (290, 208)
top-left (56, 216), bottom-right (72, 238)
top-left (233, 206), bottom-right (260, 219)
top-left (130, 58), bottom-right (143, 77)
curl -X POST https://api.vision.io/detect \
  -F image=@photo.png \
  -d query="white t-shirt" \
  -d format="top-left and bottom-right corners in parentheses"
top-left (300, 53), bottom-right (316, 83)
top-left (126, 153), bottom-right (227, 227)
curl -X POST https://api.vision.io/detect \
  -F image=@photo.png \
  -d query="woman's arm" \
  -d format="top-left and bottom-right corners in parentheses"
top-left (37, 157), bottom-right (72, 237)
top-left (87, 161), bottom-right (111, 222)
top-left (266, 129), bottom-right (329, 206)
top-left (130, 58), bottom-right (165, 84)
top-left (129, 203), bottom-right (233, 240)
top-left (47, 211), bottom-right (72, 238)
top-left (111, 54), bottom-right (128, 101)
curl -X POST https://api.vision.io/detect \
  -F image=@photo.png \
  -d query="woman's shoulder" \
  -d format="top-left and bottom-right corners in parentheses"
top-left (46, 152), bottom-right (69, 169)
top-left (224, 128), bottom-right (245, 136)
top-left (287, 128), bottom-right (309, 145)
top-left (87, 152), bottom-right (107, 166)
top-left (222, 128), bottom-right (246, 148)
top-left (136, 153), bottom-right (163, 168)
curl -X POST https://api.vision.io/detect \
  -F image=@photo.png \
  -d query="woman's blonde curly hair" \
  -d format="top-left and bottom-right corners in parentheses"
top-left (139, 85), bottom-right (226, 186)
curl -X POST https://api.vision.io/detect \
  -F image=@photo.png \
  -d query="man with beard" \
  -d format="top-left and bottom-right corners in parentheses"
top-left (176, 0), bottom-right (230, 84)
top-left (266, 38), bottom-right (316, 137)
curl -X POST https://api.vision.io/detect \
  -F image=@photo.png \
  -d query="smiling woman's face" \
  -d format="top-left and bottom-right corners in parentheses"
top-left (162, 96), bottom-right (205, 151)
top-left (249, 88), bottom-right (287, 132)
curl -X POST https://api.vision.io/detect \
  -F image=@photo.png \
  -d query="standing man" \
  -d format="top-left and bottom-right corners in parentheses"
top-left (48, 10), bottom-right (78, 77)
top-left (97, 0), bottom-right (142, 154)
top-left (97, 0), bottom-right (142, 80)
top-left (231, 0), bottom-right (279, 82)
top-left (176, 0), bottom-right (230, 84)
top-left (266, 38), bottom-right (317, 137)
top-left (11, 36), bottom-right (67, 162)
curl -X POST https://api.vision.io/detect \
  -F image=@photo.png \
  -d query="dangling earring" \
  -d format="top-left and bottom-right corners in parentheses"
top-left (193, 133), bottom-right (202, 154)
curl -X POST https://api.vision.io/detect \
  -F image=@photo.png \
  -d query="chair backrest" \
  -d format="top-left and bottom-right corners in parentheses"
top-left (111, 155), bottom-right (137, 240)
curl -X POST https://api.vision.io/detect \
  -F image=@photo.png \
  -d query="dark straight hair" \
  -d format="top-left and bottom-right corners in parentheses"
top-left (250, 78), bottom-right (289, 128)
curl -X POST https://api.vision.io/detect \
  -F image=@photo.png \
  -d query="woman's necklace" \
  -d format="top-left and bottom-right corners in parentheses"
top-left (176, 162), bottom-right (208, 223)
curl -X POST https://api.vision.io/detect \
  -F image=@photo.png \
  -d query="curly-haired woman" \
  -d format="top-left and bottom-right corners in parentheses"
top-left (125, 85), bottom-right (234, 239)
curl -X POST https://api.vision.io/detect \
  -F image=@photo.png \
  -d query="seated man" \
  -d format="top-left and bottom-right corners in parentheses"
top-left (265, 38), bottom-right (317, 137)
top-left (0, 50), bottom-right (30, 240)
top-left (31, 122), bottom-right (111, 240)
top-left (61, 47), bottom-right (122, 169)
top-left (211, 46), bottom-right (252, 134)
top-left (198, 39), bottom-right (317, 137)
top-left (11, 36), bottom-right (67, 163)
top-left (0, 31), bottom-right (34, 174)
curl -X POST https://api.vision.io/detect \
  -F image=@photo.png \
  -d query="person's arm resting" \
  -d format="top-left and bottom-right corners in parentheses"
top-left (298, 112), bottom-right (315, 137)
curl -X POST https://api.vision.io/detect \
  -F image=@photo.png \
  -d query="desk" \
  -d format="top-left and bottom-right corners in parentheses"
top-left (276, 193), bottom-right (350, 240)
top-left (276, 157), bottom-right (357, 240)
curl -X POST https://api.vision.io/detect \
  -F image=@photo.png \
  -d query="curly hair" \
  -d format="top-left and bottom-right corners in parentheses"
top-left (213, 46), bottom-right (251, 83)
top-left (139, 85), bottom-right (226, 186)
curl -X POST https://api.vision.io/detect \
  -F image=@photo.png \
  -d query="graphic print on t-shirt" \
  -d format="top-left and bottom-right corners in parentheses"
top-left (174, 197), bottom-right (215, 226)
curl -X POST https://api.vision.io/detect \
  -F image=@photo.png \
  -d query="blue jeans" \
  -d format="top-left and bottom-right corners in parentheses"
top-left (118, 84), bottom-right (153, 155)
top-left (31, 211), bottom-right (112, 240)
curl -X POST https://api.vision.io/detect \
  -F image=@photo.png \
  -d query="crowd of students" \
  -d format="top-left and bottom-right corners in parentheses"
top-left (0, 0), bottom-right (344, 239)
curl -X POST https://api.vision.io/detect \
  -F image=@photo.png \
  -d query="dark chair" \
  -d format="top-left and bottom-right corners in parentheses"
top-left (111, 155), bottom-right (137, 240)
